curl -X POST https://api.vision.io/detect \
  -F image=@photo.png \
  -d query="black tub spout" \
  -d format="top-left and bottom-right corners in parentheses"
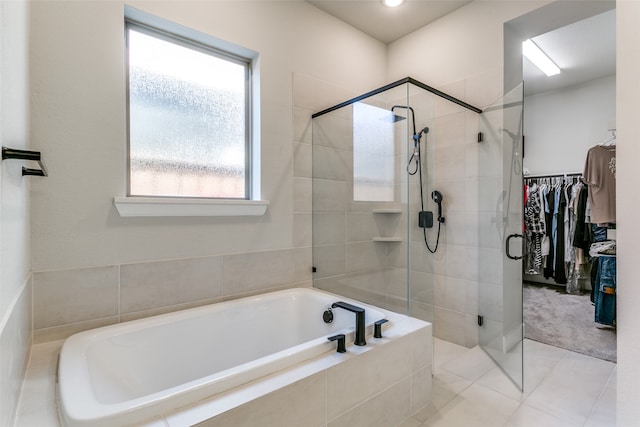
top-left (331, 301), bottom-right (366, 346)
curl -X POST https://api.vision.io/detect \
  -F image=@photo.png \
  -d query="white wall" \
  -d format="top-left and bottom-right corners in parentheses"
top-left (616, 2), bottom-right (640, 425)
top-left (0, 0), bottom-right (32, 426)
top-left (28, 1), bottom-right (387, 339)
top-left (388, 1), bottom-right (547, 108)
top-left (29, 0), bottom-right (386, 272)
top-left (523, 75), bottom-right (616, 175)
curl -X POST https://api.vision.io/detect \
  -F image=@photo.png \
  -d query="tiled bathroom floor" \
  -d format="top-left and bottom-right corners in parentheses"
top-left (14, 338), bottom-right (616, 427)
top-left (402, 338), bottom-right (616, 427)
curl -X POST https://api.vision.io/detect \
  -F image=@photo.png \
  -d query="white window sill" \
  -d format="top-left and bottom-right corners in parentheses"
top-left (113, 197), bottom-right (269, 217)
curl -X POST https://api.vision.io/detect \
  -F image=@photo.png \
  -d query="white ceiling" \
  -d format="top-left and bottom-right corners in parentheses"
top-left (305, 1), bottom-right (616, 97)
top-left (307, 0), bottom-right (473, 44)
top-left (523, 9), bottom-right (615, 96)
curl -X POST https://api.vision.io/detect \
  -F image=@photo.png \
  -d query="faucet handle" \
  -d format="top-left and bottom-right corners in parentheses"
top-left (374, 319), bottom-right (389, 338)
top-left (328, 334), bottom-right (346, 353)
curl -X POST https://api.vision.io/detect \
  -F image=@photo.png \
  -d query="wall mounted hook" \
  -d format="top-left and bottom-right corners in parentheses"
top-left (2, 147), bottom-right (47, 176)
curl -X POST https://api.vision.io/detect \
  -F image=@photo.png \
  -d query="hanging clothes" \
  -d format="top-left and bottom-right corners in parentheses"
top-left (566, 181), bottom-right (586, 294)
top-left (524, 183), bottom-right (545, 273)
top-left (543, 185), bottom-right (556, 279)
top-left (572, 184), bottom-right (591, 253)
top-left (554, 184), bottom-right (567, 284)
top-left (583, 144), bottom-right (616, 224)
top-left (523, 174), bottom-right (583, 287)
top-left (582, 138), bottom-right (617, 324)
top-left (523, 134), bottom-right (617, 327)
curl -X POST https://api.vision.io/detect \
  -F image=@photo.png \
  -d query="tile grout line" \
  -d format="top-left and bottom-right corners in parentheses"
top-left (582, 363), bottom-right (617, 426)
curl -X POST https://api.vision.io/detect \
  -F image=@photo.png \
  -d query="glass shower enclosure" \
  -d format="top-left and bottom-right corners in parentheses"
top-left (310, 77), bottom-right (479, 320)
top-left (310, 77), bottom-right (525, 391)
top-left (311, 79), bottom-right (434, 318)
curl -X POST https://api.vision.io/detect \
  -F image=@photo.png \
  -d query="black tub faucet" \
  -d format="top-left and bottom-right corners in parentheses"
top-left (331, 301), bottom-right (366, 346)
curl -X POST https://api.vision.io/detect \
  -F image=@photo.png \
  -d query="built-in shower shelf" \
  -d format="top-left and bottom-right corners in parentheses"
top-left (372, 209), bottom-right (402, 214)
top-left (373, 237), bottom-right (403, 242)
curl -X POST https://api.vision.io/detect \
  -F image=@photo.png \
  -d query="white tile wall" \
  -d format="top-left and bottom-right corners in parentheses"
top-left (328, 379), bottom-right (412, 427)
top-left (197, 372), bottom-right (327, 427)
top-left (314, 213), bottom-right (347, 245)
top-left (223, 249), bottom-right (298, 295)
top-left (294, 177), bottom-right (314, 213)
top-left (327, 335), bottom-right (412, 419)
top-left (293, 141), bottom-right (313, 177)
top-left (120, 257), bottom-right (223, 314)
top-left (31, 249), bottom-right (312, 342)
top-left (293, 213), bottom-right (313, 247)
top-left (0, 282), bottom-right (31, 427)
top-left (33, 266), bottom-right (119, 329)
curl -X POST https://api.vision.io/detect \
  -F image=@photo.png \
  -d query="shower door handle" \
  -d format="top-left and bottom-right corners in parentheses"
top-left (506, 233), bottom-right (524, 260)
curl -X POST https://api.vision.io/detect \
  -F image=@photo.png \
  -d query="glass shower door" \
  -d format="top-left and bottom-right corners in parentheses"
top-left (477, 83), bottom-right (524, 390)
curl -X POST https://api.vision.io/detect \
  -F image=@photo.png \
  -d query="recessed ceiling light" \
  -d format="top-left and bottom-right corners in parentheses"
top-left (383, 0), bottom-right (404, 7)
top-left (522, 39), bottom-right (560, 77)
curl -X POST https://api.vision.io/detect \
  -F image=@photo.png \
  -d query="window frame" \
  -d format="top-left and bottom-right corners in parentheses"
top-left (124, 19), bottom-right (254, 200)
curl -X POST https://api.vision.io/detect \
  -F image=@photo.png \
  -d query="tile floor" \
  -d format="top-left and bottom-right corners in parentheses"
top-left (13, 338), bottom-right (616, 426)
top-left (401, 338), bottom-right (616, 427)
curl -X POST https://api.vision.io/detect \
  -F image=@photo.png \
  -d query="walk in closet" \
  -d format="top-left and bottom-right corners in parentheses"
top-left (521, 8), bottom-right (616, 362)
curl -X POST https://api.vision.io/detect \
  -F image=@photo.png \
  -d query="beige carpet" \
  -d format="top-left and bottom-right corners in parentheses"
top-left (523, 283), bottom-right (616, 362)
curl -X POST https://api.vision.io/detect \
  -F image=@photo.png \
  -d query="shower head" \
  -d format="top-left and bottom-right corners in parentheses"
top-left (390, 105), bottom-right (416, 136)
top-left (389, 114), bottom-right (407, 123)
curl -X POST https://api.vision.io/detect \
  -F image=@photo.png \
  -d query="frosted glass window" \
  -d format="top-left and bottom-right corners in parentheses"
top-left (127, 24), bottom-right (250, 199)
top-left (353, 103), bottom-right (395, 201)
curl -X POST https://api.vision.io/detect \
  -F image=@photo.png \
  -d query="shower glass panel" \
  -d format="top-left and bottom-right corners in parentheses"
top-left (311, 80), bottom-right (436, 319)
top-left (477, 83), bottom-right (525, 390)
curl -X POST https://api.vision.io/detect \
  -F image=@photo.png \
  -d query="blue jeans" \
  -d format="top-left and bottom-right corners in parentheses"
top-left (592, 224), bottom-right (608, 242)
top-left (595, 256), bottom-right (616, 326)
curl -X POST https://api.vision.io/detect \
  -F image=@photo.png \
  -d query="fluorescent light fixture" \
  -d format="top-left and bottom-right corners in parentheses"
top-left (383, 0), bottom-right (404, 7)
top-left (522, 39), bottom-right (560, 76)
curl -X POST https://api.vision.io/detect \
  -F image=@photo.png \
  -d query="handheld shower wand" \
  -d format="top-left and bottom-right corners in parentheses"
top-left (390, 105), bottom-right (442, 253)
top-left (431, 190), bottom-right (445, 223)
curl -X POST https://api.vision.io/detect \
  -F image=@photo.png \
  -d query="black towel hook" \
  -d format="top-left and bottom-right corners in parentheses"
top-left (2, 147), bottom-right (47, 177)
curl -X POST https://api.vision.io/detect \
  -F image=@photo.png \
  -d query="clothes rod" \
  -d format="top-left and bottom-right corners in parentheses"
top-left (2, 147), bottom-right (48, 177)
top-left (524, 172), bottom-right (582, 179)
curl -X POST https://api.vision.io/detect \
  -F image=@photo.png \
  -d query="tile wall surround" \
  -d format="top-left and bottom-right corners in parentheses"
top-left (32, 247), bottom-right (312, 343)
top-left (0, 279), bottom-right (32, 427)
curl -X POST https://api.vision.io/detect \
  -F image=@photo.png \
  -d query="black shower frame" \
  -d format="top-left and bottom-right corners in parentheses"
top-left (311, 76), bottom-right (482, 118)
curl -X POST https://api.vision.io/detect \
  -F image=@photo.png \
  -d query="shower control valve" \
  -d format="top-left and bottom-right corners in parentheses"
top-left (418, 211), bottom-right (433, 229)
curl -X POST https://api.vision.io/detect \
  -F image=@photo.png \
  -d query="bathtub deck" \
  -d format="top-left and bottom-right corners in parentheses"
top-left (15, 337), bottom-right (616, 427)
top-left (17, 314), bottom-right (432, 427)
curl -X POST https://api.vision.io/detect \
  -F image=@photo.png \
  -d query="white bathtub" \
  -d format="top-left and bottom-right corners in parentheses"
top-left (57, 288), bottom-right (388, 427)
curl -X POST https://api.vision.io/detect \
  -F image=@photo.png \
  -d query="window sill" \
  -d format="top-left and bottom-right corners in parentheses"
top-left (113, 197), bottom-right (269, 217)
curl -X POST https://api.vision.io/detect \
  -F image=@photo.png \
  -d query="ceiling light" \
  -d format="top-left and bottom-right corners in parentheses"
top-left (383, 0), bottom-right (404, 7)
top-left (522, 39), bottom-right (560, 77)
